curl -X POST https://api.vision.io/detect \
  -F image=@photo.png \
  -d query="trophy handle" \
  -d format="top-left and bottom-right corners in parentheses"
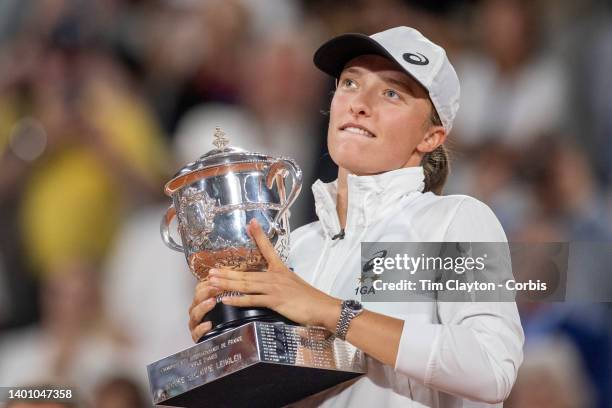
top-left (266, 158), bottom-right (302, 235)
top-left (160, 205), bottom-right (184, 252)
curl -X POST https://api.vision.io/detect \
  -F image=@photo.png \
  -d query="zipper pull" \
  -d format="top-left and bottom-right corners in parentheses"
top-left (331, 229), bottom-right (345, 240)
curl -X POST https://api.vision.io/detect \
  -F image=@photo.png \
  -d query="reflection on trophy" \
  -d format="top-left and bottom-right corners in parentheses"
top-left (148, 128), bottom-right (365, 408)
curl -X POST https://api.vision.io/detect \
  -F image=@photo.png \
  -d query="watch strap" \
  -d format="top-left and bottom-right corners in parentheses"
top-left (335, 300), bottom-right (363, 340)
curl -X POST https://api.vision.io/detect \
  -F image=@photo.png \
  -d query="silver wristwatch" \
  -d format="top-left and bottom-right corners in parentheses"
top-left (335, 299), bottom-right (364, 340)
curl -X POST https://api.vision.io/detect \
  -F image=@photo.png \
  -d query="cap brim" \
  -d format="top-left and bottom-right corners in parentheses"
top-left (313, 33), bottom-right (400, 78)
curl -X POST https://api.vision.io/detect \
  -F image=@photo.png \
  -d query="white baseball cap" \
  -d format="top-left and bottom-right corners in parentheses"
top-left (313, 26), bottom-right (460, 133)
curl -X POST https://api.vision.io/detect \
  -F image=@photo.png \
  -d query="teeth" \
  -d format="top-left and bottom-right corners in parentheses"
top-left (343, 126), bottom-right (374, 137)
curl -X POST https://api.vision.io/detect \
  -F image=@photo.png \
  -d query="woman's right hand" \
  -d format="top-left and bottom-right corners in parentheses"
top-left (188, 279), bottom-right (221, 342)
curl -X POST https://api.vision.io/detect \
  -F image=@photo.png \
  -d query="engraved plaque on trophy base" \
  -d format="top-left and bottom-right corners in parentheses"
top-left (147, 322), bottom-right (366, 407)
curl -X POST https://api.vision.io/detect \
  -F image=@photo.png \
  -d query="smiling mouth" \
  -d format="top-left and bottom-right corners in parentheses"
top-left (339, 125), bottom-right (376, 138)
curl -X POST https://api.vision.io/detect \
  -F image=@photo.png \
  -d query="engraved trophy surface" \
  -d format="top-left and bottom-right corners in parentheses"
top-left (150, 128), bottom-right (365, 407)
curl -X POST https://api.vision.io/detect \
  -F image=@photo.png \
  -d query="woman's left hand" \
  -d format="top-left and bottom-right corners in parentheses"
top-left (208, 219), bottom-right (340, 329)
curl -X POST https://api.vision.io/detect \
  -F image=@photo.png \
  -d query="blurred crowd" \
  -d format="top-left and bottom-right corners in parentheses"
top-left (0, 0), bottom-right (611, 407)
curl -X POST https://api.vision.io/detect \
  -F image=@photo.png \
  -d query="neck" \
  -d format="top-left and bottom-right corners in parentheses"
top-left (335, 161), bottom-right (422, 229)
top-left (336, 167), bottom-right (349, 229)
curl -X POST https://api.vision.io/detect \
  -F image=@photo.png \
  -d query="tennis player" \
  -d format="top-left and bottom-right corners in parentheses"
top-left (189, 26), bottom-right (524, 407)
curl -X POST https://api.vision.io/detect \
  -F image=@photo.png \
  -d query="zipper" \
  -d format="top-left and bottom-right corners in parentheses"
top-left (311, 186), bottom-right (367, 293)
top-left (312, 234), bottom-right (347, 293)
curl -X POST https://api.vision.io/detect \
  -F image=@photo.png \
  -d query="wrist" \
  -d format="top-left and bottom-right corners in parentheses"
top-left (313, 297), bottom-right (342, 331)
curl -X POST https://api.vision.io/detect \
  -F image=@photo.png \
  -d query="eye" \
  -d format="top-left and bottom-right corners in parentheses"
top-left (384, 89), bottom-right (400, 99)
top-left (341, 78), bottom-right (357, 88)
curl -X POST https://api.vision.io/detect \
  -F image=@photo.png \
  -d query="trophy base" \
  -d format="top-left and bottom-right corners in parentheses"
top-left (199, 304), bottom-right (295, 342)
top-left (147, 321), bottom-right (366, 407)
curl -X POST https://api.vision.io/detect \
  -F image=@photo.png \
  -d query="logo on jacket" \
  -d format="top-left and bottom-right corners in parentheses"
top-left (356, 250), bottom-right (388, 296)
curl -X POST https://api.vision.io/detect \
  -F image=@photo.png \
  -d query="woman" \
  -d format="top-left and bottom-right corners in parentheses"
top-left (188, 26), bottom-right (524, 407)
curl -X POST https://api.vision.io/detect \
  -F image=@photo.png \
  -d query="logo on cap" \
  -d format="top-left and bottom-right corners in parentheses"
top-left (402, 52), bottom-right (429, 66)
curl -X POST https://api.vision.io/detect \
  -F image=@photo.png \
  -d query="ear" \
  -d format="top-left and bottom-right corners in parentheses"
top-left (416, 126), bottom-right (447, 154)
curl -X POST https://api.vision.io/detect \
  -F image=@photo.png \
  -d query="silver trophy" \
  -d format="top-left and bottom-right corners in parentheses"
top-left (149, 128), bottom-right (365, 407)
top-left (160, 127), bottom-right (300, 281)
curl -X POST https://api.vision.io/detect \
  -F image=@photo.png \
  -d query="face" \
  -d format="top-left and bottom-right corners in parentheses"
top-left (328, 54), bottom-right (444, 175)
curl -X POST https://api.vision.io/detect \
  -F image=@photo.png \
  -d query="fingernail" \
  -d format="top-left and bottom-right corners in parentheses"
top-left (209, 268), bottom-right (218, 275)
top-left (205, 298), bottom-right (215, 306)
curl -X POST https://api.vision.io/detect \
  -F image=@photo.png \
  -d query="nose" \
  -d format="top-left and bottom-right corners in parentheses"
top-left (349, 92), bottom-right (371, 117)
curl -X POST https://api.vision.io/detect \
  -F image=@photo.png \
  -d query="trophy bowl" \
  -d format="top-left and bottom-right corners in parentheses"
top-left (160, 128), bottom-right (302, 338)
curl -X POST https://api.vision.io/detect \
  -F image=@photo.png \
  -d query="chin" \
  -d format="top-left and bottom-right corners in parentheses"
top-left (329, 141), bottom-right (404, 175)
top-left (330, 149), bottom-right (359, 171)
top-left (331, 153), bottom-right (384, 176)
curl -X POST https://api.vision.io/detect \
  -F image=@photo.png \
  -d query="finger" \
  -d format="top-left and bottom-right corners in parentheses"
top-left (189, 298), bottom-right (217, 331)
top-left (208, 268), bottom-right (269, 282)
top-left (195, 279), bottom-right (211, 293)
top-left (191, 321), bottom-right (212, 343)
top-left (248, 219), bottom-right (282, 267)
top-left (221, 294), bottom-right (271, 308)
top-left (189, 296), bottom-right (216, 326)
top-left (209, 276), bottom-right (272, 294)
top-left (193, 282), bottom-right (222, 305)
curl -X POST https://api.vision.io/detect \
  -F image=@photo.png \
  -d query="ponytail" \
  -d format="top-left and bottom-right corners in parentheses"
top-left (422, 144), bottom-right (450, 195)
top-left (421, 104), bottom-right (450, 195)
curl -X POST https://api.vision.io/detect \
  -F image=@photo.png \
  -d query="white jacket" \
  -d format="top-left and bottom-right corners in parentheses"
top-left (288, 166), bottom-right (524, 408)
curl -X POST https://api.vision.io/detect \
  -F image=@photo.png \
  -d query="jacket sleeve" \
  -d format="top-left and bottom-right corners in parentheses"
top-left (394, 197), bottom-right (524, 403)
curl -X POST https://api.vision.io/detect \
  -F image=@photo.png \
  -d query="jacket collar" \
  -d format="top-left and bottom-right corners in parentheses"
top-left (312, 166), bottom-right (426, 238)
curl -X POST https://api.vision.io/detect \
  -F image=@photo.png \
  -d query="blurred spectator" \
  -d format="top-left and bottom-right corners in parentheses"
top-left (576, 16), bottom-right (612, 187)
top-left (511, 205), bottom-right (612, 408)
top-left (528, 139), bottom-right (612, 240)
top-left (93, 376), bottom-right (147, 408)
top-left (515, 302), bottom-right (611, 408)
top-left (0, 260), bottom-right (135, 397)
top-left (0, 43), bottom-right (171, 277)
top-left (239, 0), bottom-right (303, 39)
top-left (542, 2), bottom-right (612, 188)
top-left (102, 204), bottom-right (194, 381)
top-left (239, 29), bottom-right (326, 226)
top-left (452, 0), bottom-right (568, 147)
top-left (174, 27), bottom-right (326, 227)
top-left (140, 0), bottom-right (251, 134)
top-left (506, 336), bottom-right (593, 408)
top-left (336, 0), bottom-right (412, 34)
top-left (451, 142), bottom-right (535, 234)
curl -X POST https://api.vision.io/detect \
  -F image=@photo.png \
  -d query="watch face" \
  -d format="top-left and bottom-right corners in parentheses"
top-left (345, 300), bottom-right (362, 311)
